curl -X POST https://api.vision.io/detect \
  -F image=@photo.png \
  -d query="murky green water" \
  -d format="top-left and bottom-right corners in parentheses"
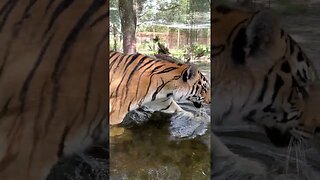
top-left (110, 115), bottom-right (210, 180)
top-left (110, 117), bottom-right (210, 180)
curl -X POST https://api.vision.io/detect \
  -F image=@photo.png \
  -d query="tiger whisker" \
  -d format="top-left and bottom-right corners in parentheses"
top-left (285, 137), bottom-right (294, 174)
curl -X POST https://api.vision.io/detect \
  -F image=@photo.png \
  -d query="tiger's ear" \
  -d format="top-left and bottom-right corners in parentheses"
top-left (182, 64), bottom-right (198, 82)
top-left (246, 10), bottom-right (280, 55)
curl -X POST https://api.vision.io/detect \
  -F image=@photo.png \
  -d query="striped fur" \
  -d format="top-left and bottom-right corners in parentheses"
top-left (0, 1), bottom-right (107, 180)
top-left (212, 5), bottom-right (319, 147)
top-left (109, 51), bottom-right (211, 125)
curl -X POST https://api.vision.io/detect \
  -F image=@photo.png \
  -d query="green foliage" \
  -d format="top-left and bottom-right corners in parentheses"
top-left (109, 0), bottom-right (121, 36)
top-left (110, 0), bottom-right (211, 55)
top-left (138, 0), bottom-right (210, 25)
top-left (137, 25), bottom-right (168, 33)
top-left (189, 0), bottom-right (210, 13)
top-left (170, 49), bottom-right (185, 59)
top-left (109, 35), bottom-right (122, 52)
top-left (138, 40), bottom-right (158, 55)
top-left (191, 44), bottom-right (210, 57)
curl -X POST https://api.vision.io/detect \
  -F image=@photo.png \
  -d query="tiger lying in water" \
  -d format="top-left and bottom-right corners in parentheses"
top-left (211, 5), bottom-right (320, 178)
top-left (109, 51), bottom-right (211, 125)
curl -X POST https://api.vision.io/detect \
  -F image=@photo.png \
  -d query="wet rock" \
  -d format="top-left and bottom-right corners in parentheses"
top-left (169, 113), bottom-right (209, 139)
top-left (122, 106), bottom-right (154, 126)
top-left (121, 102), bottom-right (211, 140)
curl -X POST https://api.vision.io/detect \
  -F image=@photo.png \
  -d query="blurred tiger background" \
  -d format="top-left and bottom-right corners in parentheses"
top-left (0, 1), bottom-right (108, 180)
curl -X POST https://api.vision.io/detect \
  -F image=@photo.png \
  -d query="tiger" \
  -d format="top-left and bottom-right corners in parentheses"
top-left (0, 1), bottom-right (107, 180)
top-left (212, 5), bottom-right (320, 152)
top-left (211, 5), bottom-right (320, 179)
top-left (109, 51), bottom-right (211, 125)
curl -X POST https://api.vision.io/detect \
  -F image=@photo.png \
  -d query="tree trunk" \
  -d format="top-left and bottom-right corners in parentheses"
top-left (118, 0), bottom-right (137, 54)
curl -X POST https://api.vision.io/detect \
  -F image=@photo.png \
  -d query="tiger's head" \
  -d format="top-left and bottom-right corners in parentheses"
top-left (172, 63), bottom-right (211, 107)
top-left (212, 5), bottom-right (320, 149)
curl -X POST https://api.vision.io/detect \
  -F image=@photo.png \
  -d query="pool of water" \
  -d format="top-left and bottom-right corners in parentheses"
top-left (110, 107), bottom-right (211, 180)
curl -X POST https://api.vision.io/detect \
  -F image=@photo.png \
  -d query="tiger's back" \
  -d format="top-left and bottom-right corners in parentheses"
top-left (0, 1), bottom-right (107, 179)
